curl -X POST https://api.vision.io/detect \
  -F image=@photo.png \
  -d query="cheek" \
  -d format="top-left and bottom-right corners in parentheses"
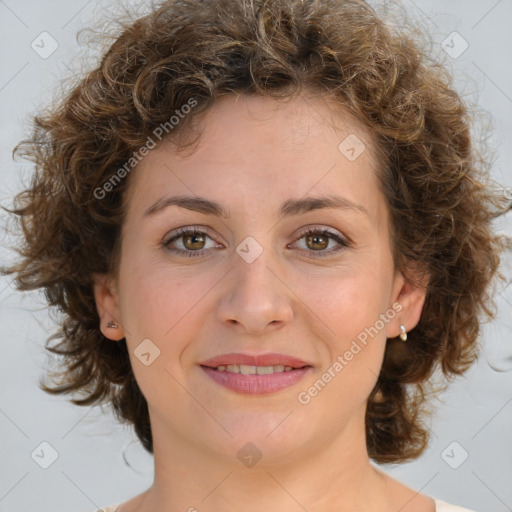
top-left (116, 263), bottom-right (213, 398)
top-left (328, 291), bottom-right (388, 378)
top-left (299, 276), bottom-right (389, 414)
top-left (292, 260), bottom-right (391, 397)
top-left (302, 263), bottom-right (391, 339)
top-left (117, 253), bottom-right (220, 359)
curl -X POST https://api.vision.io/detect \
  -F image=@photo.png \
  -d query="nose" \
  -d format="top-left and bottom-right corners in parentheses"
top-left (216, 250), bottom-right (294, 335)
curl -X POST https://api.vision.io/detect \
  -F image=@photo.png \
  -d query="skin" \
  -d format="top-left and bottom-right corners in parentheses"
top-left (94, 93), bottom-right (433, 512)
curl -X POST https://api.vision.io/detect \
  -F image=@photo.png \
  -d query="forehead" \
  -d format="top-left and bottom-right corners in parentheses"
top-left (187, 93), bottom-right (378, 159)
top-left (124, 93), bottom-right (383, 220)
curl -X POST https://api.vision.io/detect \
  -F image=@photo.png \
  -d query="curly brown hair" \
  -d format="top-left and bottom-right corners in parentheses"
top-left (2, 0), bottom-right (510, 464)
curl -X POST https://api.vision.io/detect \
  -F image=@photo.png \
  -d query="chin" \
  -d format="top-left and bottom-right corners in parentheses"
top-left (194, 410), bottom-right (314, 464)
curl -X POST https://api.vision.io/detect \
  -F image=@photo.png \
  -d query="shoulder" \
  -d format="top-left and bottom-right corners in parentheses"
top-left (434, 498), bottom-right (477, 512)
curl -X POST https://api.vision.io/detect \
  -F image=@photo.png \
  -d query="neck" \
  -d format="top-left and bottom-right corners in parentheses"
top-left (135, 406), bottom-right (391, 512)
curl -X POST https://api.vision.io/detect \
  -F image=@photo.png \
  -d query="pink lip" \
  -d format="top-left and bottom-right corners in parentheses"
top-left (199, 352), bottom-right (313, 395)
top-left (200, 366), bottom-right (312, 394)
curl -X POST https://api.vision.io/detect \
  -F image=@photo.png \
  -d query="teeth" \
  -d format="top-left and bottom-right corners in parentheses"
top-left (257, 365), bottom-right (275, 375)
top-left (240, 365), bottom-right (257, 375)
top-left (214, 364), bottom-right (297, 374)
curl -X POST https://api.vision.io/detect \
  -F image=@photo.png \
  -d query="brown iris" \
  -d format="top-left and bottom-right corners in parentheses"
top-left (182, 232), bottom-right (206, 250)
top-left (305, 232), bottom-right (329, 251)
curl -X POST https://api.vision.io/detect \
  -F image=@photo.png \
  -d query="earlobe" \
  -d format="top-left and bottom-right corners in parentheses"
top-left (92, 273), bottom-right (125, 340)
top-left (387, 267), bottom-right (429, 339)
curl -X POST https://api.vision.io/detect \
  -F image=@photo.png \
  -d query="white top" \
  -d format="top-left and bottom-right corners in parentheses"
top-left (96, 498), bottom-right (477, 511)
top-left (434, 498), bottom-right (477, 511)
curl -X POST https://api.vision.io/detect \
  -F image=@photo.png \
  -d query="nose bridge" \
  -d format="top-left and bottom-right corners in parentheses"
top-left (235, 247), bottom-right (278, 298)
top-left (216, 238), bottom-right (293, 333)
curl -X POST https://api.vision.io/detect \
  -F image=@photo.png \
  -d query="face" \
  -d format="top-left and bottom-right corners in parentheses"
top-left (95, 93), bottom-right (426, 465)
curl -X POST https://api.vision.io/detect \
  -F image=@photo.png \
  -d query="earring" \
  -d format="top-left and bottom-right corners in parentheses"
top-left (106, 321), bottom-right (119, 329)
top-left (399, 324), bottom-right (407, 342)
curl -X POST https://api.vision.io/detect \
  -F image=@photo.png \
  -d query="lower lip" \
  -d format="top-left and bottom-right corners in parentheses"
top-left (200, 366), bottom-right (311, 394)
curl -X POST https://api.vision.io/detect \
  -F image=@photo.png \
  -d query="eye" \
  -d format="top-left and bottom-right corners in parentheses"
top-left (162, 225), bottom-right (351, 258)
top-left (290, 227), bottom-right (351, 257)
top-left (162, 227), bottom-right (220, 257)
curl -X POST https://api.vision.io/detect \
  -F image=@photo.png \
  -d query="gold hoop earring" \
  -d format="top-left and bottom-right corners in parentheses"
top-left (399, 324), bottom-right (407, 342)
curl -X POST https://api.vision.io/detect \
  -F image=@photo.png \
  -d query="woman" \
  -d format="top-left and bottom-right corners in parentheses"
top-left (2, 0), bottom-right (510, 511)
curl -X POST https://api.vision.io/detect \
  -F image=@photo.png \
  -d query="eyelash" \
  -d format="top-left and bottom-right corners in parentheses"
top-left (162, 226), bottom-right (351, 259)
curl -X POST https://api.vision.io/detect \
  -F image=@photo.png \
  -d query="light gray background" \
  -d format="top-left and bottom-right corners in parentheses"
top-left (1, 1), bottom-right (511, 511)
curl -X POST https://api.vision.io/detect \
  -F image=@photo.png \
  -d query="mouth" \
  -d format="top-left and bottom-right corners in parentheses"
top-left (199, 353), bottom-right (313, 394)
top-left (201, 364), bottom-right (308, 374)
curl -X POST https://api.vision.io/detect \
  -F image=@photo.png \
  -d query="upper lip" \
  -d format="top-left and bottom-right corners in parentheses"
top-left (200, 353), bottom-right (311, 369)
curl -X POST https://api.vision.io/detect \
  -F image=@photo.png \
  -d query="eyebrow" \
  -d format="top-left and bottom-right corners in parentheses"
top-left (143, 194), bottom-right (369, 219)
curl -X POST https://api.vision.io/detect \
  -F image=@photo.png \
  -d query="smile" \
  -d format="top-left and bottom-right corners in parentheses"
top-left (199, 352), bottom-right (313, 394)
top-left (200, 365), bottom-right (312, 394)
top-left (213, 364), bottom-right (296, 374)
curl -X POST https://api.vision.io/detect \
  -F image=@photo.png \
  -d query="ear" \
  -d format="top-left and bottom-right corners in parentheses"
top-left (92, 273), bottom-right (125, 341)
top-left (386, 265), bottom-right (429, 339)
